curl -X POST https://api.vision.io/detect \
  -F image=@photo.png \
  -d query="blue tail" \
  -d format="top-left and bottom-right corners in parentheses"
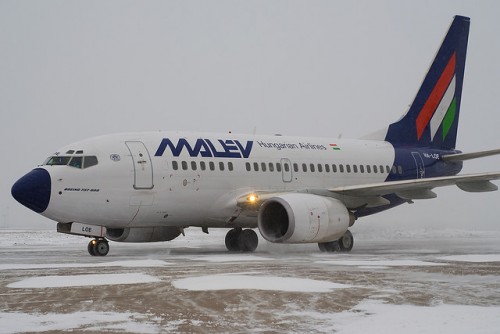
top-left (385, 16), bottom-right (470, 150)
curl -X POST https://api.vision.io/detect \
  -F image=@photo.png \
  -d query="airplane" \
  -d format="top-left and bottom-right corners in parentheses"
top-left (11, 15), bottom-right (500, 256)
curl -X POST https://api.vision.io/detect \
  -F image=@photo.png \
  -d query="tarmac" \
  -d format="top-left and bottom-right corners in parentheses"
top-left (1, 228), bottom-right (500, 333)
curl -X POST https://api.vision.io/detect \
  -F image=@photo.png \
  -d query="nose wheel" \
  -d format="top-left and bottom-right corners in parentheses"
top-left (88, 238), bottom-right (109, 256)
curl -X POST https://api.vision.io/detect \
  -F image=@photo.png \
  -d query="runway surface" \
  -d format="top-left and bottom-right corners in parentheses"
top-left (1, 227), bottom-right (500, 333)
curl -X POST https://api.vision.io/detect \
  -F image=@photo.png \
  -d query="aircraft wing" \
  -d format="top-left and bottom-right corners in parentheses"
top-left (235, 172), bottom-right (500, 214)
top-left (328, 172), bottom-right (500, 200)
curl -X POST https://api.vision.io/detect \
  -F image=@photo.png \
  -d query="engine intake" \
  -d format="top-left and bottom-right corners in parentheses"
top-left (258, 193), bottom-right (352, 243)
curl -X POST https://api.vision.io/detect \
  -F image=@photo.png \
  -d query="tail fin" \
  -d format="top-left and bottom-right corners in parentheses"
top-left (385, 15), bottom-right (470, 150)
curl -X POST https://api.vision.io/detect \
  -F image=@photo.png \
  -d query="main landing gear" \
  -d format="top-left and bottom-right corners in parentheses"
top-left (225, 228), bottom-right (258, 252)
top-left (88, 238), bottom-right (110, 256)
top-left (318, 230), bottom-right (354, 253)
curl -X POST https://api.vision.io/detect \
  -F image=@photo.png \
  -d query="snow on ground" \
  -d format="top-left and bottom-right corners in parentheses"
top-left (315, 259), bottom-right (444, 267)
top-left (439, 254), bottom-right (500, 262)
top-left (325, 299), bottom-right (500, 334)
top-left (185, 254), bottom-right (274, 262)
top-left (7, 273), bottom-right (160, 288)
top-left (172, 274), bottom-right (351, 292)
top-left (2, 299), bottom-right (499, 334)
top-left (0, 311), bottom-right (162, 333)
top-left (0, 259), bottom-right (171, 271)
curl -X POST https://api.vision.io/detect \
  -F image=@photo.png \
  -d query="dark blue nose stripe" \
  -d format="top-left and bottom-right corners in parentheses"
top-left (11, 168), bottom-right (51, 213)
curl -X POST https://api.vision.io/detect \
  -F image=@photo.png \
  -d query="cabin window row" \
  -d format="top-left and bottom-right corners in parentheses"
top-left (172, 160), bottom-right (234, 172)
top-left (246, 162), bottom-right (398, 174)
top-left (171, 160), bottom-right (405, 175)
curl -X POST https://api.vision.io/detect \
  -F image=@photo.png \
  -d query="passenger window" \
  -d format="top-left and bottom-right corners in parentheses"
top-left (373, 165), bottom-right (378, 173)
top-left (246, 162), bottom-right (251, 171)
top-left (276, 163), bottom-right (282, 172)
top-left (380, 165), bottom-right (385, 173)
top-left (346, 165), bottom-right (351, 173)
top-left (253, 162), bottom-right (259, 172)
top-left (219, 162), bottom-right (225, 171)
top-left (228, 162), bottom-right (233, 171)
top-left (325, 164), bottom-right (330, 173)
top-left (191, 161), bottom-right (197, 170)
top-left (353, 165), bottom-right (358, 173)
top-left (69, 157), bottom-right (83, 169)
top-left (269, 163), bottom-right (274, 172)
top-left (391, 166), bottom-right (397, 174)
top-left (366, 165), bottom-right (370, 173)
top-left (293, 163), bottom-right (299, 172)
top-left (302, 163), bottom-right (307, 172)
top-left (172, 161), bottom-right (179, 170)
top-left (261, 162), bottom-right (267, 172)
top-left (385, 166), bottom-right (390, 173)
top-left (284, 163), bottom-right (290, 172)
top-left (182, 161), bottom-right (188, 170)
top-left (310, 164), bottom-right (315, 172)
top-left (317, 164), bottom-right (323, 172)
top-left (84, 156), bottom-right (98, 168)
top-left (200, 161), bottom-right (206, 171)
top-left (398, 165), bottom-right (403, 174)
top-left (360, 165), bottom-right (365, 173)
top-left (209, 162), bottom-right (215, 171)
top-left (332, 164), bottom-right (337, 173)
top-left (339, 164), bottom-right (344, 173)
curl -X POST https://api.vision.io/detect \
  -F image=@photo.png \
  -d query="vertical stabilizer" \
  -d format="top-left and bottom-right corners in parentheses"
top-left (385, 16), bottom-right (470, 149)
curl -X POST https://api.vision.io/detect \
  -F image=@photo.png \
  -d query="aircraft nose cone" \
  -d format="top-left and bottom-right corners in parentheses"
top-left (11, 168), bottom-right (51, 213)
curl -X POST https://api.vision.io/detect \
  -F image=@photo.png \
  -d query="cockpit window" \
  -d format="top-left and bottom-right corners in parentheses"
top-left (84, 156), bottom-right (98, 168)
top-left (44, 155), bottom-right (98, 169)
top-left (45, 156), bottom-right (71, 166)
top-left (68, 156), bottom-right (83, 168)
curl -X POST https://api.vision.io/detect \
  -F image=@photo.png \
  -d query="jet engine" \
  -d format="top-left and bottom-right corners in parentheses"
top-left (106, 226), bottom-right (181, 242)
top-left (257, 193), bottom-right (352, 243)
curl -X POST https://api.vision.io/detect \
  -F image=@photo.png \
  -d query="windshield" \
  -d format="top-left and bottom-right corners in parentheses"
top-left (44, 155), bottom-right (98, 169)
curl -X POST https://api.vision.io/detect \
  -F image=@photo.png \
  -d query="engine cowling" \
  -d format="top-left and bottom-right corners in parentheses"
top-left (106, 226), bottom-right (181, 242)
top-left (257, 193), bottom-right (352, 243)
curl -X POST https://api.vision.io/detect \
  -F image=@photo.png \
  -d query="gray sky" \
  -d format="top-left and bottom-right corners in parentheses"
top-left (1, 0), bottom-right (500, 230)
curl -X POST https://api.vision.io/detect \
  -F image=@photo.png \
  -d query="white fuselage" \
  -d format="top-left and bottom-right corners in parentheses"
top-left (40, 132), bottom-right (395, 229)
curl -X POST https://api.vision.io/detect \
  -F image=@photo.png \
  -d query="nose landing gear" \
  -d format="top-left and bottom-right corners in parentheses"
top-left (88, 238), bottom-right (109, 256)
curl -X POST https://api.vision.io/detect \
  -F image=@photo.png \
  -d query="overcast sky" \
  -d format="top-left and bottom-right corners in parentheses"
top-left (1, 0), bottom-right (500, 231)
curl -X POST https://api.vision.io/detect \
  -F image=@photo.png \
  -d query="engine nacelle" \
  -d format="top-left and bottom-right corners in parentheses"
top-left (258, 193), bottom-right (352, 243)
top-left (106, 226), bottom-right (181, 243)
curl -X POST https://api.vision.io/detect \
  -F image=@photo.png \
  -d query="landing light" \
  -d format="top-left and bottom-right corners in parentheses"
top-left (248, 194), bottom-right (258, 203)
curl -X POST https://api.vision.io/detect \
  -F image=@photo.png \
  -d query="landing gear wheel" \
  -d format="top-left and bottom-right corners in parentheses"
top-left (225, 228), bottom-right (259, 252)
top-left (93, 239), bottom-right (109, 256)
top-left (240, 229), bottom-right (258, 252)
top-left (318, 241), bottom-right (338, 253)
top-left (318, 230), bottom-right (354, 253)
top-left (337, 230), bottom-right (354, 252)
top-left (225, 229), bottom-right (240, 252)
top-left (88, 240), bottom-right (97, 256)
top-left (88, 239), bottom-right (109, 256)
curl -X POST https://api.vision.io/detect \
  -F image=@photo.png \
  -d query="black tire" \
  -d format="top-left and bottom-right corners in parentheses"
top-left (239, 229), bottom-right (258, 252)
top-left (337, 230), bottom-right (354, 252)
top-left (88, 240), bottom-right (97, 256)
top-left (93, 239), bottom-right (110, 256)
top-left (225, 229), bottom-right (241, 251)
top-left (318, 241), bottom-right (337, 252)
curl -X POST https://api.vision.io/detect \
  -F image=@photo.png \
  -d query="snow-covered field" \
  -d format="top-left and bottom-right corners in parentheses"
top-left (1, 228), bottom-right (500, 333)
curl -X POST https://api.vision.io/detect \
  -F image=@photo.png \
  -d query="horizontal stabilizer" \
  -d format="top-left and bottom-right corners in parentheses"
top-left (441, 148), bottom-right (500, 162)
